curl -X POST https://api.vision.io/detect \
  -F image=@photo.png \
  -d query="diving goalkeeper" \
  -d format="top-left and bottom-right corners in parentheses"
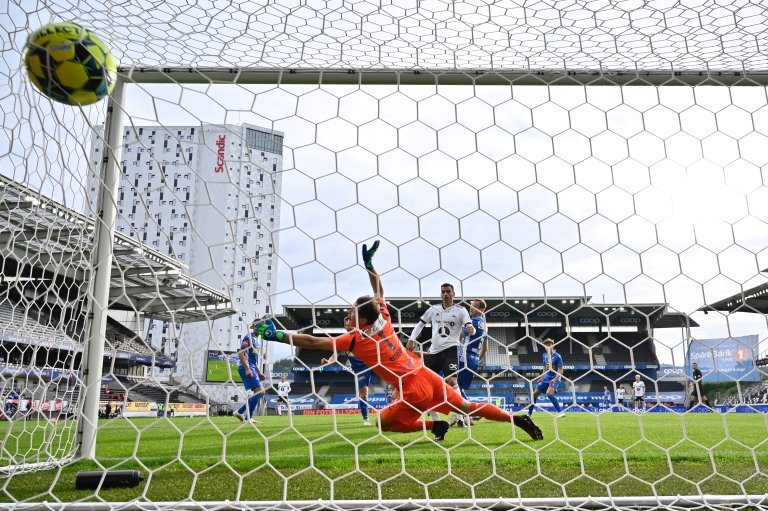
top-left (256, 241), bottom-right (543, 442)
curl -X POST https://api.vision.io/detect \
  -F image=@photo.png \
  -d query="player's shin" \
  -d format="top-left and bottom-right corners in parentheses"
top-left (449, 384), bottom-right (463, 425)
top-left (548, 394), bottom-right (562, 413)
top-left (247, 393), bottom-right (262, 419)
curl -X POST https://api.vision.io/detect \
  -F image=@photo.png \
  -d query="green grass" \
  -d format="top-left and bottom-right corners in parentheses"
top-left (2, 412), bottom-right (768, 503)
top-left (205, 358), bottom-right (242, 383)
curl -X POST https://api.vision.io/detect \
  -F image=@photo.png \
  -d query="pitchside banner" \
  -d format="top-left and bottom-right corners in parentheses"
top-left (687, 335), bottom-right (760, 382)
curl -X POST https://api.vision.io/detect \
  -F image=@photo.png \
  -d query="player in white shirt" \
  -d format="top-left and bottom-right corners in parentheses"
top-left (616, 385), bottom-right (626, 409)
top-left (632, 375), bottom-right (646, 412)
top-left (276, 373), bottom-right (291, 416)
top-left (407, 283), bottom-right (474, 423)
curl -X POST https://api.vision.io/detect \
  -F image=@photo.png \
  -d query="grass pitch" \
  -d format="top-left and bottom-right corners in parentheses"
top-left (205, 358), bottom-right (242, 383)
top-left (2, 412), bottom-right (767, 503)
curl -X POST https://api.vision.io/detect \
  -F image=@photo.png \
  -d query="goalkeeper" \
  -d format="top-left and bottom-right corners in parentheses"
top-left (257, 240), bottom-right (543, 442)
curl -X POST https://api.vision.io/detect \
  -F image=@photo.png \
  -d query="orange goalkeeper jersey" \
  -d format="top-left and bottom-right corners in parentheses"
top-left (333, 299), bottom-right (422, 386)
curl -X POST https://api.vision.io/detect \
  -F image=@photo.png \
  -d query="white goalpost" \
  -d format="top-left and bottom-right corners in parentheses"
top-left (2, 0), bottom-right (768, 509)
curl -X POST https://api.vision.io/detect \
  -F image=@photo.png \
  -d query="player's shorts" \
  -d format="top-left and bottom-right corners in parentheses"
top-left (350, 357), bottom-right (373, 388)
top-left (536, 379), bottom-right (556, 393)
top-left (634, 395), bottom-right (644, 402)
top-left (424, 346), bottom-right (460, 378)
top-left (457, 356), bottom-right (480, 391)
top-left (379, 367), bottom-right (464, 425)
top-left (618, 399), bottom-right (624, 406)
top-left (277, 395), bottom-right (289, 404)
top-left (238, 365), bottom-right (263, 392)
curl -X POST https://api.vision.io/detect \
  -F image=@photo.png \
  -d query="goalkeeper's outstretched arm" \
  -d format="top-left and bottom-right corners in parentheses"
top-left (257, 321), bottom-right (338, 353)
top-left (367, 266), bottom-right (384, 300)
top-left (362, 240), bottom-right (384, 299)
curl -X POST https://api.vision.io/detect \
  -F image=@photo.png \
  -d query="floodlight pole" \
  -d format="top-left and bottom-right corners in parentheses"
top-left (78, 78), bottom-right (126, 460)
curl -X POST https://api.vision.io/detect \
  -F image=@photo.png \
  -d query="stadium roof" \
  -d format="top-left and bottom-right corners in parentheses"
top-left (698, 282), bottom-right (768, 315)
top-left (276, 297), bottom-right (698, 331)
top-left (0, 174), bottom-right (236, 323)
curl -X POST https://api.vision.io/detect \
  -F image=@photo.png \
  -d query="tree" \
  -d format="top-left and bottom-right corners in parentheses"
top-left (272, 357), bottom-right (293, 374)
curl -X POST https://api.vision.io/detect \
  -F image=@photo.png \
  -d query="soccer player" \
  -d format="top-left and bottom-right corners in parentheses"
top-left (455, 298), bottom-right (488, 427)
top-left (616, 384), bottom-right (626, 409)
top-left (385, 385), bottom-right (395, 406)
top-left (527, 338), bottom-right (565, 418)
top-left (688, 362), bottom-right (710, 410)
top-left (632, 374), bottom-right (646, 412)
top-left (602, 385), bottom-right (612, 411)
top-left (276, 373), bottom-right (291, 416)
top-left (257, 240), bottom-right (543, 442)
top-left (322, 316), bottom-right (375, 425)
top-left (234, 319), bottom-right (265, 423)
top-left (349, 354), bottom-right (374, 425)
top-left (406, 283), bottom-right (474, 423)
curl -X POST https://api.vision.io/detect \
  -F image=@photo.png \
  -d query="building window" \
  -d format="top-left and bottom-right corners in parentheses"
top-left (245, 128), bottom-right (284, 155)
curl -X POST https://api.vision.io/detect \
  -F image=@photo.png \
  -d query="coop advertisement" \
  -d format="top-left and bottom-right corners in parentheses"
top-left (686, 335), bottom-right (760, 382)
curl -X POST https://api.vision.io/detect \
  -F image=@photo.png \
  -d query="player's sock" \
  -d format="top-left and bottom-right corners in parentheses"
top-left (548, 395), bottom-right (562, 413)
top-left (387, 420), bottom-right (434, 433)
top-left (237, 404), bottom-right (247, 415)
top-left (247, 393), bottom-right (262, 419)
top-left (359, 399), bottom-right (369, 421)
top-left (527, 403), bottom-right (535, 416)
top-left (430, 411), bottom-right (440, 421)
top-left (469, 401), bottom-right (512, 423)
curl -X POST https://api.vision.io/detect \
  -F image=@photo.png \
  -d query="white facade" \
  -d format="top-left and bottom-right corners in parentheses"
top-left (89, 123), bottom-right (282, 404)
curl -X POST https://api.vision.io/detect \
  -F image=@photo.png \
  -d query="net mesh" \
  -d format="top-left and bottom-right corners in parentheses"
top-left (17, 0), bottom-right (768, 70)
top-left (2, 0), bottom-right (768, 509)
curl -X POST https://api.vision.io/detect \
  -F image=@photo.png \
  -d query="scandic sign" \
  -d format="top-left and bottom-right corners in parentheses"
top-left (214, 135), bottom-right (225, 173)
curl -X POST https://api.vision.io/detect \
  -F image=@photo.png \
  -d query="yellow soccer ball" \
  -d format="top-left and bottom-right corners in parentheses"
top-left (24, 22), bottom-right (117, 106)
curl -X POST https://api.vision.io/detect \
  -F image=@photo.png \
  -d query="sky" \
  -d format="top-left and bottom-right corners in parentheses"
top-left (2, 0), bottom-right (768, 368)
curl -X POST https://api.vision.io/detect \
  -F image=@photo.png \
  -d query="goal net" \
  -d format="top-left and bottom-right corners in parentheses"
top-left (2, 0), bottom-right (768, 509)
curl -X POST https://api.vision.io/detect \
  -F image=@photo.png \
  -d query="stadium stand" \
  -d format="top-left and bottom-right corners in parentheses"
top-left (723, 382), bottom-right (768, 405)
top-left (656, 381), bottom-right (686, 391)
top-left (294, 347), bottom-right (340, 369)
top-left (114, 375), bottom-right (204, 404)
top-left (286, 382), bottom-right (320, 397)
top-left (484, 329), bottom-right (510, 367)
top-left (105, 319), bottom-right (158, 359)
top-left (0, 301), bottom-right (80, 350)
top-left (0, 173), bottom-right (238, 418)
top-left (326, 381), bottom-right (357, 396)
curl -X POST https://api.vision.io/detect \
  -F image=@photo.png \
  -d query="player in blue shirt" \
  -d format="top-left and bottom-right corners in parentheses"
top-left (455, 299), bottom-right (488, 427)
top-left (527, 338), bottom-right (565, 418)
top-left (234, 319), bottom-right (265, 423)
top-left (602, 385), bottom-right (612, 411)
top-left (385, 384), bottom-right (395, 406)
top-left (349, 353), bottom-right (374, 425)
top-left (322, 315), bottom-right (375, 425)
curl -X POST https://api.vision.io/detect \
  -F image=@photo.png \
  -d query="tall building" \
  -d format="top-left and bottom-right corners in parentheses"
top-left (89, 123), bottom-right (282, 403)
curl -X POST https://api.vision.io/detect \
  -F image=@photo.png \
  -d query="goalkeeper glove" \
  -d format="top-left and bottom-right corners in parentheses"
top-left (362, 240), bottom-right (380, 271)
top-left (257, 320), bottom-right (288, 343)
